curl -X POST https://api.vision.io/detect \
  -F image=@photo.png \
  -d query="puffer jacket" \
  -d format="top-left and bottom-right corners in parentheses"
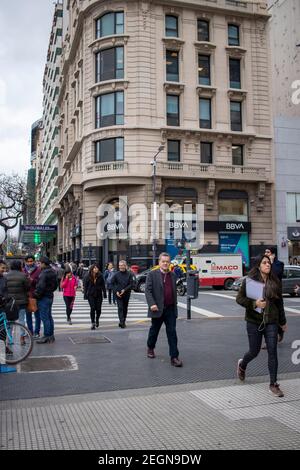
top-left (61, 275), bottom-right (78, 297)
top-left (34, 267), bottom-right (58, 299)
top-left (6, 270), bottom-right (30, 307)
top-left (236, 277), bottom-right (286, 326)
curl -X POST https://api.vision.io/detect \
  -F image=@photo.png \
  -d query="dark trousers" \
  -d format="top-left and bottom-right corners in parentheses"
top-left (88, 297), bottom-right (103, 324)
top-left (63, 296), bottom-right (75, 320)
top-left (116, 293), bottom-right (130, 324)
top-left (241, 321), bottom-right (278, 385)
top-left (108, 288), bottom-right (116, 304)
top-left (147, 305), bottom-right (179, 359)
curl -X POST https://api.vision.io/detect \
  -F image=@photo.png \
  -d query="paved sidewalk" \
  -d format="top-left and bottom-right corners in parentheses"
top-left (1, 375), bottom-right (300, 450)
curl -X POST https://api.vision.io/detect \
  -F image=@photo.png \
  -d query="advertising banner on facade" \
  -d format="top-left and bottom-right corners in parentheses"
top-left (219, 232), bottom-right (249, 267)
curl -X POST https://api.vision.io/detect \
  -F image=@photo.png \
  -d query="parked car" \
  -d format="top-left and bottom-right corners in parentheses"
top-left (231, 265), bottom-right (300, 296)
top-left (133, 269), bottom-right (187, 296)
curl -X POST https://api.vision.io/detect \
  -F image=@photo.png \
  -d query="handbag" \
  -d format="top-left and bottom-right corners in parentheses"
top-left (27, 297), bottom-right (38, 313)
top-left (4, 297), bottom-right (19, 321)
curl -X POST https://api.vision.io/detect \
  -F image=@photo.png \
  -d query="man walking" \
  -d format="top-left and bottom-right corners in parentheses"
top-left (145, 252), bottom-right (182, 367)
top-left (111, 260), bottom-right (134, 328)
top-left (34, 256), bottom-right (58, 344)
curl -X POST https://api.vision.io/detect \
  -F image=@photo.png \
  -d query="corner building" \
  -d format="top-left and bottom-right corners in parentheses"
top-left (56, 0), bottom-right (274, 269)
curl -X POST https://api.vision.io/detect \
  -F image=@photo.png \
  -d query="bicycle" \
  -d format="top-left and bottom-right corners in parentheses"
top-left (0, 312), bottom-right (33, 365)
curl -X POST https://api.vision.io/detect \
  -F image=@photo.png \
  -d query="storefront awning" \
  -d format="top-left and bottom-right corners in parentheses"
top-left (20, 225), bottom-right (57, 243)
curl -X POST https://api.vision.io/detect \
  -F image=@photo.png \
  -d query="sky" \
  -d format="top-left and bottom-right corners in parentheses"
top-left (0, 0), bottom-right (56, 177)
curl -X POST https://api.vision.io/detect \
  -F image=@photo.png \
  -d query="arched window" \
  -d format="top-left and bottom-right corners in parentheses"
top-left (218, 190), bottom-right (248, 222)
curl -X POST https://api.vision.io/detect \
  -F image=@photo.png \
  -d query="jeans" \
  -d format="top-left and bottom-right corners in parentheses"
top-left (116, 293), bottom-right (130, 325)
top-left (38, 297), bottom-right (54, 337)
top-left (26, 311), bottom-right (41, 335)
top-left (147, 305), bottom-right (179, 359)
top-left (241, 321), bottom-right (278, 385)
top-left (18, 307), bottom-right (27, 337)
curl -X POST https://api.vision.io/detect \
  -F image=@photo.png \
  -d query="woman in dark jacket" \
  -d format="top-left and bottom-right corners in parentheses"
top-left (236, 254), bottom-right (287, 397)
top-left (83, 264), bottom-right (106, 329)
top-left (6, 260), bottom-right (30, 344)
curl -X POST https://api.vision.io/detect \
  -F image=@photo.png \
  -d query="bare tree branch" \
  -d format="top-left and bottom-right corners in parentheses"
top-left (0, 173), bottom-right (28, 238)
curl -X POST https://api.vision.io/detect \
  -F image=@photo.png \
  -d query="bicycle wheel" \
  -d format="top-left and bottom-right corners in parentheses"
top-left (0, 321), bottom-right (33, 365)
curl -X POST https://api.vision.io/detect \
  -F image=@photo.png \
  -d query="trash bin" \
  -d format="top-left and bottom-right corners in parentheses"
top-left (186, 270), bottom-right (199, 299)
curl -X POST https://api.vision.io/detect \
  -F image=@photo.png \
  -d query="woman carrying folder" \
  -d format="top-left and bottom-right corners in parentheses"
top-left (236, 254), bottom-right (287, 397)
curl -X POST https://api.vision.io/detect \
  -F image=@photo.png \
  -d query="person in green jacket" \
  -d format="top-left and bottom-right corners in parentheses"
top-left (236, 254), bottom-right (287, 397)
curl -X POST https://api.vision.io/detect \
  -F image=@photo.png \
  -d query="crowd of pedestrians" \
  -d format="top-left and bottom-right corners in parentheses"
top-left (0, 246), bottom-right (296, 398)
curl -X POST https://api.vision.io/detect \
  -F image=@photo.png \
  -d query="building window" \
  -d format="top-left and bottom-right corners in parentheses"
top-left (228, 24), bottom-right (240, 46)
top-left (199, 98), bottom-right (211, 129)
top-left (198, 55), bottom-right (211, 86)
top-left (229, 58), bottom-right (241, 89)
top-left (95, 92), bottom-right (124, 128)
top-left (95, 137), bottom-right (124, 163)
top-left (166, 50), bottom-right (179, 82)
top-left (201, 142), bottom-right (213, 164)
top-left (168, 140), bottom-right (180, 161)
top-left (287, 193), bottom-right (300, 223)
top-left (95, 11), bottom-right (124, 39)
top-left (232, 145), bottom-right (243, 165)
top-left (95, 47), bottom-right (124, 83)
top-left (230, 101), bottom-right (242, 131)
top-left (218, 190), bottom-right (248, 222)
top-left (165, 15), bottom-right (178, 37)
top-left (197, 19), bottom-right (209, 42)
top-left (167, 95), bottom-right (179, 126)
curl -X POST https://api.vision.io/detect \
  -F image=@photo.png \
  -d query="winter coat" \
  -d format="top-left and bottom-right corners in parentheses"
top-left (61, 275), bottom-right (78, 297)
top-left (34, 267), bottom-right (58, 299)
top-left (236, 277), bottom-right (287, 326)
top-left (24, 265), bottom-right (41, 297)
top-left (6, 270), bottom-right (30, 307)
top-left (84, 273), bottom-right (107, 300)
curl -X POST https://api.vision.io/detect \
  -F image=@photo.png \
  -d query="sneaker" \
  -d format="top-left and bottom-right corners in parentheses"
top-left (237, 359), bottom-right (245, 381)
top-left (91, 324), bottom-right (96, 330)
top-left (269, 383), bottom-right (284, 397)
top-left (147, 348), bottom-right (155, 359)
top-left (33, 334), bottom-right (40, 340)
top-left (171, 357), bottom-right (183, 367)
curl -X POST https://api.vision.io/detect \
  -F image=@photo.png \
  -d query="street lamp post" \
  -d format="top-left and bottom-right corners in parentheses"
top-left (151, 145), bottom-right (165, 267)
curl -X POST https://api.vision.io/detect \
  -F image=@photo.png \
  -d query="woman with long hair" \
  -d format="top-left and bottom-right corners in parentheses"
top-left (236, 254), bottom-right (287, 397)
top-left (83, 264), bottom-right (107, 329)
top-left (60, 268), bottom-right (78, 325)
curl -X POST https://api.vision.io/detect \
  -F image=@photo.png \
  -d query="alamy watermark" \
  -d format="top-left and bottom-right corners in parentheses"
top-left (96, 196), bottom-right (204, 249)
top-left (291, 80), bottom-right (300, 105)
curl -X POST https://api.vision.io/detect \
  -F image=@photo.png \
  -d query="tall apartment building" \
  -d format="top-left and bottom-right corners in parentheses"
top-left (38, 2), bottom-right (63, 257)
top-left (268, 0), bottom-right (300, 263)
top-left (54, 0), bottom-right (274, 268)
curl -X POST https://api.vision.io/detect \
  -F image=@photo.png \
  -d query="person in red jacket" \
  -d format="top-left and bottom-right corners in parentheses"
top-left (60, 268), bottom-right (78, 325)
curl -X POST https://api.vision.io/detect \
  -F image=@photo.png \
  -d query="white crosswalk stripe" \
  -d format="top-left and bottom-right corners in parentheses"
top-left (51, 291), bottom-right (150, 328)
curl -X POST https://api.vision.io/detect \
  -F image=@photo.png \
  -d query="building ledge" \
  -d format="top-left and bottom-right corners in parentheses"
top-left (194, 41), bottom-right (217, 52)
top-left (88, 34), bottom-right (130, 53)
top-left (89, 79), bottom-right (129, 97)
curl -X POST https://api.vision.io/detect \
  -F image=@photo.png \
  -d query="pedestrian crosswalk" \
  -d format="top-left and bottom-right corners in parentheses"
top-left (52, 291), bottom-right (150, 329)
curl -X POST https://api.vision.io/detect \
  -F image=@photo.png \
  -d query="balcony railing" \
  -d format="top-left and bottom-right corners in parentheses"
top-left (87, 162), bottom-right (128, 173)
